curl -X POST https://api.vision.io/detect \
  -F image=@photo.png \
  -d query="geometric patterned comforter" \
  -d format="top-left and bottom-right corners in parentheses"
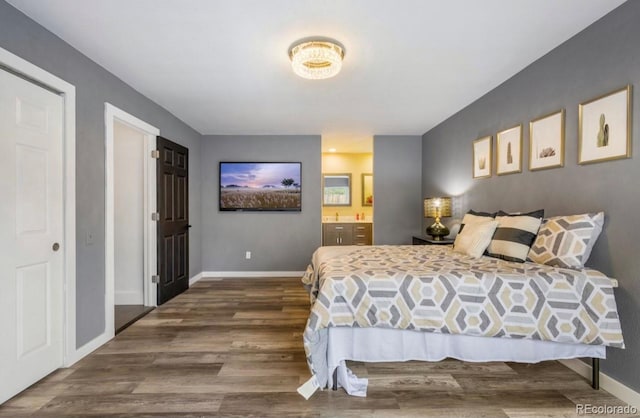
top-left (301, 245), bottom-right (624, 386)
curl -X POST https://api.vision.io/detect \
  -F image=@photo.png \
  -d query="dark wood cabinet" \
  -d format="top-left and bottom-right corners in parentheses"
top-left (323, 223), bottom-right (372, 246)
top-left (352, 223), bottom-right (372, 245)
top-left (323, 223), bottom-right (352, 246)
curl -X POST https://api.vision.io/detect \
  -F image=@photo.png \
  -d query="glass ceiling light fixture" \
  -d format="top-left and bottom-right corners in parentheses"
top-left (288, 39), bottom-right (345, 80)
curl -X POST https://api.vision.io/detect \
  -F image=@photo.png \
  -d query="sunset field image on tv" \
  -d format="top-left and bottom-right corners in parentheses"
top-left (219, 162), bottom-right (302, 211)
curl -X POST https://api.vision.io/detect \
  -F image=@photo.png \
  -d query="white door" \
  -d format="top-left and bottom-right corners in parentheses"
top-left (0, 68), bottom-right (64, 404)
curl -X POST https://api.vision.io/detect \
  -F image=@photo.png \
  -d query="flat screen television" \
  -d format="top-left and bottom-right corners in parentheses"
top-left (219, 162), bottom-right (302, 211)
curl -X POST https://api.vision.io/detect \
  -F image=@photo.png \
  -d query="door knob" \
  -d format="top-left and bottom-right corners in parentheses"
top-left (52, 242), bottom-right (60, 251)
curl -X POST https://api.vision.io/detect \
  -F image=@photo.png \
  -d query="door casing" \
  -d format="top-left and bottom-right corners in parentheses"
top-left (105, 103), bottom-right (160, 337)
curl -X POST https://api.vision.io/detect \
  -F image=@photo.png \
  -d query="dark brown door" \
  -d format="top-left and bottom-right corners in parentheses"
top-left (157, 136), bottom-right (189, 305)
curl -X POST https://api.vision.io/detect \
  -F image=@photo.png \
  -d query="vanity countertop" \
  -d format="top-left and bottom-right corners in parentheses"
top-left (322, 217), bottom-right (372, 224)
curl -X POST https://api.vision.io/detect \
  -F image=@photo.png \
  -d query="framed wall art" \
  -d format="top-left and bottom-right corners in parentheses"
top-left (496, 124), bottom-right (522, 175)
top-left (529, 109), bottom-right (565, 171)
top-left (579, 85), bottom-right (632, 164)
top-left (472, 136), bottom-right (492, 179)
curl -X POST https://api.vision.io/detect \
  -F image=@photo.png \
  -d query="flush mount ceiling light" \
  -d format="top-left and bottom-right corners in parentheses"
top-left (288, 40), bottom-right (345, 80)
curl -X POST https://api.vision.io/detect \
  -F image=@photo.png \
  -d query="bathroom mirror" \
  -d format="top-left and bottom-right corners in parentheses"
top-left (361, 173), bottom-right (373, 206)
top-left (322, 173), bottom-right (351, 206)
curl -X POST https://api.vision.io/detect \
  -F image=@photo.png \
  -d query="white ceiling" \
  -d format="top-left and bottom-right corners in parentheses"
top-left (7, 0), bottom-right (625, 137)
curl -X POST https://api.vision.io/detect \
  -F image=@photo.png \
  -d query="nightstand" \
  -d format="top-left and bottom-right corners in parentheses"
top-left (412, 236), bottom-right (454, 245)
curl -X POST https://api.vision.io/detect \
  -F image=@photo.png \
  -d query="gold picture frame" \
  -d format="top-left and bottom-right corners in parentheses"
top-left (361, 173), bottom-right (373, 206)
top-left (579, 85), bottom-right (632, 165)
top-left (496, 124), bottom-right (523, 175)
top-left (529, 109), bottom-right (565, 171)
top-left (472, 136), bottom-right (492, 179)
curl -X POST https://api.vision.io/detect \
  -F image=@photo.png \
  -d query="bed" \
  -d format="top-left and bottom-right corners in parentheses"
top-left (301, 244), bottom-right (624, 397)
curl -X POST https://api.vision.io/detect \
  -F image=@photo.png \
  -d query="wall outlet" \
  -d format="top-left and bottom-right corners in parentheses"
top-left (245, 251), bottom-right (251, 260)
top-left (86, 231), bottom-right (94, 245)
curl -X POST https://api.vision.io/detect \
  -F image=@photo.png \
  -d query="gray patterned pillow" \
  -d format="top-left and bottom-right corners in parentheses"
top-left (528, 212), bottom-right (604, 269)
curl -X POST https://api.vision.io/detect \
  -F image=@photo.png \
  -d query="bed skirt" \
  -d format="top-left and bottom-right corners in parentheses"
top-left (327, 327), bottom-right (605, 396)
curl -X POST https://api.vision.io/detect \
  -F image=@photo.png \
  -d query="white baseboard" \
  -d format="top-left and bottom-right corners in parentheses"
top-left (65, 330), bottom-right (113, 367)
top-left (560, 359), bottom-right (640, 408)
top-left (199, 271), bottom-right (304, 279)
top-left (114, 291), bottom-right (144, 305)
top-left (189, 272), bottom-right (204, 286)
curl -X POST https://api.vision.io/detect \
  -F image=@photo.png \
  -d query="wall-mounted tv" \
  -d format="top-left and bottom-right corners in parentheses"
top-left (219, 162), bottom-right (302, 211)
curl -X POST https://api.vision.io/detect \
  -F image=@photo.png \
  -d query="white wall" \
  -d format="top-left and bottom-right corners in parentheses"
top-left (114, 122), bottom-right (144, 305)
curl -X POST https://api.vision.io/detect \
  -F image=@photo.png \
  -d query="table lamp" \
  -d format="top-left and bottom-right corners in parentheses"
top-left (424, 197), bottom-right (452, 240)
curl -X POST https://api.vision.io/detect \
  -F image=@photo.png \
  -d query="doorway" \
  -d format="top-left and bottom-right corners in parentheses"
top-left (320, 135), bottom-right (374, 245)
top-left (113, 121), bottom-right (153, 332)
top-left (105, 104), bottom-right (159, 335)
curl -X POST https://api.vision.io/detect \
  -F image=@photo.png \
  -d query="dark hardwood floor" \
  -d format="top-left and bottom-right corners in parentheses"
top-left (114, 305), bottom-right (154, 334)
top-left (0, 278), bottom-right (634, 417)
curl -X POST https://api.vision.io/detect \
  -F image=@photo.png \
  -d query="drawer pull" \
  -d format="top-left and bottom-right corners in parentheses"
top-left (335, 226), bottom-right (344, 230)
top-left (356, 226), bottom-right (365, 230)
top-left (356, 234), bottom-right (365, 238)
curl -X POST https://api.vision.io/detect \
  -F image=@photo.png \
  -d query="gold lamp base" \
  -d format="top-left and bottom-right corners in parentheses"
top-left (426, 218), bottom-right (450, 241)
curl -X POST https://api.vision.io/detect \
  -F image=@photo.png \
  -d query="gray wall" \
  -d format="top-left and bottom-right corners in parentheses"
top-left (422, 1), bottom-right (640, 391)
top-left (374, 136), bottom-right (423, 244)
top-left (0, 1), bottom-right (203, 347)
top-left (201, 135), bottom-right (321, 271)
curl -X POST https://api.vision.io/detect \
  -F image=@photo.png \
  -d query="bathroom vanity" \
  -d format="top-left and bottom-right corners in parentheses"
top-left (322, 221), bottom-right (372, 246)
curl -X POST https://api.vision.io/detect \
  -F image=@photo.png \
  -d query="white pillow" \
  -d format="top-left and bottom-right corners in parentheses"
top-left (453, 220), bottom-right (499, 258)
top-left (459, 211), bottom-right (495, 233)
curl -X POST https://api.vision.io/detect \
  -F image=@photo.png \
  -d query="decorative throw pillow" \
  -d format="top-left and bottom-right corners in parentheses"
top-left (528, 212), bottom-right (604, 269)
top-left (486, 209), bottom-right (544, 263)
top-left (453, 220), bottom-right (499, 258)
top-left (497, 209), bottom-right (545, 219)
top-left (458, 210), bottom-right (496, 234)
